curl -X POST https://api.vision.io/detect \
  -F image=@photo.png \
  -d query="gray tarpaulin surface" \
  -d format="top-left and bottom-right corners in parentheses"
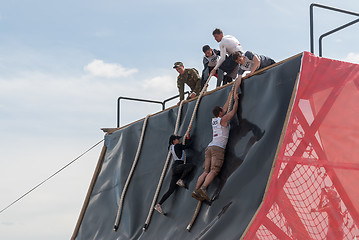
top-left (75, 54), bottom-right (302, 240)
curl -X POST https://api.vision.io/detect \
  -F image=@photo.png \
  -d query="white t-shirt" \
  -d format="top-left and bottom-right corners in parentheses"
top-left (208, 117), bottom-right (230, 149)
top-left (214, 35), bottom-right (243, 70)
top-left (170, 145), bottom-right (184, 161)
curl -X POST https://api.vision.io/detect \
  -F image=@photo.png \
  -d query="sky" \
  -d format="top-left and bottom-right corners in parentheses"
top-left (0, 0), bottom-right (358, 239)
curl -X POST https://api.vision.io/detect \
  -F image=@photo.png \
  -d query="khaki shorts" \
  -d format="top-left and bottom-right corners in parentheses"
top-left (204, 146), bottom-right (225, 173)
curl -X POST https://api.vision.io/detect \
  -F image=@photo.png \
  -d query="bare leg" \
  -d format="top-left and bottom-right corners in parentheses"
top-left (195, 172), bottom-right (208, 190)
top-left (202, 171), bottom-right (218, 189)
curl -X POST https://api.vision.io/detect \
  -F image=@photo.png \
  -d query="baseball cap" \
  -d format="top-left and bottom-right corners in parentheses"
top-left (169, 135), bottom-right (181, 145)
top-left (173, 62), bottom-right (184, 68)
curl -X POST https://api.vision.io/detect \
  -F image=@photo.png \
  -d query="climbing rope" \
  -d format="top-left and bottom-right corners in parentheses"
top-left (113, 114), bottom-right (151, 231)
top-left (183, 73), bottom-right (214, 141)
top-left (142, 100), bottom-right (185, 231)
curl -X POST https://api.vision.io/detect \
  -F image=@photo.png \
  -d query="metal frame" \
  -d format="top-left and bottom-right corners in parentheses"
top-left (310, 3), bottom-right (359, 57)
top-left (117, 92), bottom-right (189, 127)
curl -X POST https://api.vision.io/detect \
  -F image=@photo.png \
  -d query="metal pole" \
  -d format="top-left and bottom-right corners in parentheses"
top-left (162, 91), bottom-right (190, 110)
top-left (309, 3), bottom-right (359, 56)
top-left (310, 4), bottom-right (315, 54)
top-left (319, 18), bottom-right (359, 57)
top-left (117, 92), bottom-right (190, 127)
top-left (117, 97), bottom-right (163, 128)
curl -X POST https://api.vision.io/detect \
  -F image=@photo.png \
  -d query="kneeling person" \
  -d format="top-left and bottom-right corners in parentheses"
top-left (232, 51), bottom-right (276, 93)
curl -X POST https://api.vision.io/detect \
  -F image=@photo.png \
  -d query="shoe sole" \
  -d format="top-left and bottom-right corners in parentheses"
top-left (154, 207), bottom-right (166, 216)
top-left (191, 191), bottom-right (205, 201)
top-left (197, 188), bottom-right (210, 201)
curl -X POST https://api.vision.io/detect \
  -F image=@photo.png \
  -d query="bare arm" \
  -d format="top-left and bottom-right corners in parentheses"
top-left (234, 75), bottom-right (242, 94)
top-left (221, 90), bottom-right (233, 113)
top-left (250, 55), bottom-right (261, 74)
top-left (221, 93), bottom-right (239, 126)
top-left (177, 79), bottom-right (184, 101)
top-left (211, 44), bottom-right (226, 75)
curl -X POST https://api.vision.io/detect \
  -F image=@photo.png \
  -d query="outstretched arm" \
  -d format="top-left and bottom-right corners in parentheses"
top-left (234, 75), bottom-right (242, 94)
top-left (177, 80), bottom-right (185, 101)
top-left (221, 93), bottom-right (239, 126)
top-left (222, 90), bottom-right (233, 113)
top-left (211, 44), bottom-right (226, 75)
top-left (250, 55), bottom-right (261, 74)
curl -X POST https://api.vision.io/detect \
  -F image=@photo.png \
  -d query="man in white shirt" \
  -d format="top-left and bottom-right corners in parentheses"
top-left (210, 28), bottom-right (243, 81)
top-left (192, 90), bottom-right (239, 201)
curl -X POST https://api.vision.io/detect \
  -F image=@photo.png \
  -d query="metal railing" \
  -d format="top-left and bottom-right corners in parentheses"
top-left (310, 3), bottom-right (359, 57)
top-left (117, 91), bottom-right (189, 127)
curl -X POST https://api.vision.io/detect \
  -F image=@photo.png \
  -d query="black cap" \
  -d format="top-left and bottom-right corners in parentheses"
top-left (169, 135), bottom-right (181, 145)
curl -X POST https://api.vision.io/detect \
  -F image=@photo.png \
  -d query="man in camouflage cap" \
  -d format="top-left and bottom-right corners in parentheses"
top-left (173, 62), bottom-right (202, 102)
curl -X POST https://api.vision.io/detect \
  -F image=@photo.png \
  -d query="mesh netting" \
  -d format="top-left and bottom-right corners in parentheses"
top-left (244, 52), bottom-right (359, 240)
top-left (255, 117), bottom-right (358, 240)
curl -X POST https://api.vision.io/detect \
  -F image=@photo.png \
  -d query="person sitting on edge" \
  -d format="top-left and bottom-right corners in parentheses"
top-left (173, 62), bottom-right (201, 104)
top-left (210, 28), bottom-right (244, 84)
top-left (154, 133), bottom-right (195, 215)
top-left (232, 51), bottom-right (276, 94)
top-left (192, 91), bottom-right (239, 201)
top-left (201, 45), bottom-right (225, 88)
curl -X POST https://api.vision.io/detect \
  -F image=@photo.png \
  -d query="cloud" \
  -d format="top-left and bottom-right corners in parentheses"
top-left (84, 59), bottom-right (138, 78)
top-left (142, 75), bottom-right (177, 95)
top-left (344, 52), bottom-right (359, 64)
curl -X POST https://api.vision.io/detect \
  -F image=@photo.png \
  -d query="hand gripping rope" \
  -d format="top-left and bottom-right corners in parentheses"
top-left (113, 114), bottom-right (151, 231)
top-left (143, 73), bottom-right (219, 231)
top-left (187, 81), bottom-right (235, 232)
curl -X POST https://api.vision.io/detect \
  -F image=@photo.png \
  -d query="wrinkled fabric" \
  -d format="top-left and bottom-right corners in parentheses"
top-left (75, 54), bottom-right (302, 240)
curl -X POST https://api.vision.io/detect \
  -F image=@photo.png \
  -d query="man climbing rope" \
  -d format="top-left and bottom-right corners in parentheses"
top-left (192, 90), bottom-right (239, 201)
top-left (154, 133), bottom-right (195, 215)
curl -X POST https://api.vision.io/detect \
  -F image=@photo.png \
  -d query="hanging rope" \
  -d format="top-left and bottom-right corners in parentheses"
top-left (183, 73), bottom-right (214, 141)
top-left (113, 114), bottom-right (151, 231)
top-left (186, 82), bottom-right (236, 232)
top-left (142, 100), bottom-right (185, 231)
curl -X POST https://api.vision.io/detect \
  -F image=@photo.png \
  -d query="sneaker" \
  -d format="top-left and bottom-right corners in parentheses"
top-left (191, 190), bottom-right (205, 201)
top-left (176, 179), bottom-right (185, 188)
top-left (197, 187), bottom-right (210, 201)
top-left (154, 204), bottom-right (166, 215)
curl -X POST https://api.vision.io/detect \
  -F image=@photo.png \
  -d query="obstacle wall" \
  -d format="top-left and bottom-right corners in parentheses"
top-left (72, 52), bottom-right (359, 239)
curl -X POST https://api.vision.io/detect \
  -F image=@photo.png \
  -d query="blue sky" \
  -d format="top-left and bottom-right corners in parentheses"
top-left (0, 1), bottom-right (358, 239)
